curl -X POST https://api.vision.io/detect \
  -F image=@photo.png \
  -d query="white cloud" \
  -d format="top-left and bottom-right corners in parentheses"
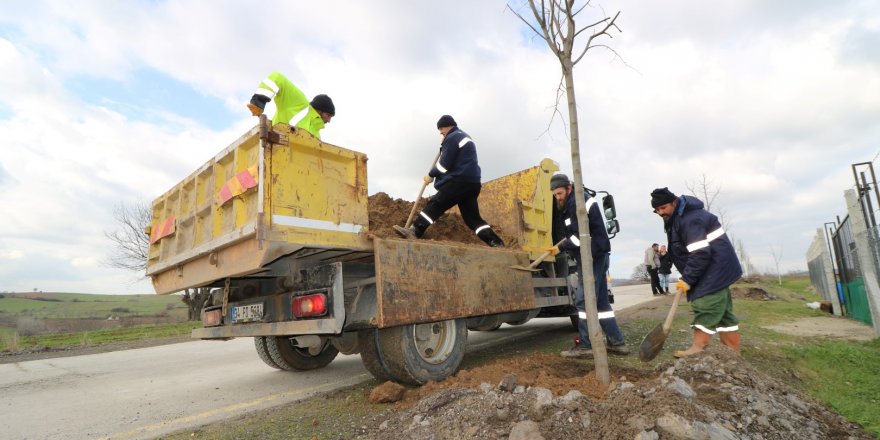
top-left (0, 0), bottom-right (878, 293)
top-left (0, 249), bottom-right (24, 260)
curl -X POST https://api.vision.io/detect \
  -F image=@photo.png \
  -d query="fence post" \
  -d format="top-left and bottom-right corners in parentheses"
top-left (806, 228), bottom-right (842, 315)
top-left (844, 189), bottom-right (880, 337)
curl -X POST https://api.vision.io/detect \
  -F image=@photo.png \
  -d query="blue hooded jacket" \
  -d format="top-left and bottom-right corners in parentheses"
top-left (665, 195), bottom-right (742, 301)
top-left (557, 190), bottom-right (611, 262)
top-left (428, 127), bottom-right (481, 189)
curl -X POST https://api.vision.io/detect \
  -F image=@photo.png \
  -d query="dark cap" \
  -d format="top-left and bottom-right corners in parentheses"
top-left (311, 94), bottom-right (335, 116)
top-left (436, 115), bottom-right (457, 129)
top-left (550, 173), bottom-right (571, 190)
top-left (650, 187), bottom-right (678, 208)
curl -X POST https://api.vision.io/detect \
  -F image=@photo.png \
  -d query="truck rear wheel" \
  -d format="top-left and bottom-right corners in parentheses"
top-left (380, 319), bottom-right (467, 385)
top-left (254, 336), bottom-right (283, 370)
top-left (265, 336), bottom-right (339, 371)
top-left (357, 328), bottom-right (401, 383)
top-left (468, 314), bottom-right (504, 332)
top-left (505, 309), bottom-right (540, 326)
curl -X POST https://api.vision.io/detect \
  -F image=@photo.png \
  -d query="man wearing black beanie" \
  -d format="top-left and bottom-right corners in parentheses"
top-left (246, 71), bottom-right (335, 139)
top-left (394, 116), bottom-right (505, 248)
top-left (651, 187), bottom-right (743, 357)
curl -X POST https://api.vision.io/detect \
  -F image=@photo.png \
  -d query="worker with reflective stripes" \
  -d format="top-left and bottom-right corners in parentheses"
top-left (549, 174), bottom-right (629, 358)
top-left (394, 115), bottom-right (504, 247)
top-left (651, 187), bottom-right (743, 356)
top-left (246, 71), bottom-right (335, 139)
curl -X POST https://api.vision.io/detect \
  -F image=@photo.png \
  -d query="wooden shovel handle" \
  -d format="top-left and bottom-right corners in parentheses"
top-left (528, 239), bottom-right (568, 269)
top-left (404, 150), bottom-right (442, 229)
top-left (662, 287), bottom-right (685, 333)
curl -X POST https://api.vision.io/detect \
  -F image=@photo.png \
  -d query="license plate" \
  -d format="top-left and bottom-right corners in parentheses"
top-left (232, 303), bottom-right (264, 323)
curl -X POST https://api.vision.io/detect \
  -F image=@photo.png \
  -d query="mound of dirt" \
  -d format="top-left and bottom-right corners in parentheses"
top-left (367, 192), bottom-right (515, 246)
top-left (355, 346), bottom-right (871, 439)
top-left (731, 286), bottom-right (776, 301)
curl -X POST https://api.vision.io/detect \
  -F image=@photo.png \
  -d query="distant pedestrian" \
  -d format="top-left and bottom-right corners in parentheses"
top-left (658, 245), bottom-right (672, 294)
top-left (644, 243), bottom-right (663, 295)
top-left (651, 187), bottom-right (743, 357)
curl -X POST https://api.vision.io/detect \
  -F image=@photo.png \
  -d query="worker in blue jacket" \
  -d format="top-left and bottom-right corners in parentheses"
top-left (651, 187), bottom-right (743, 356)
top-left (548, 174), bottom-right (629, 358)
top-left (394, 115), bottom-right (504, 247)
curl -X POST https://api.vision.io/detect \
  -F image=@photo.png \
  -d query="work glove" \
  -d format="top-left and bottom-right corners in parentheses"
top-left (423, 176), bottom-right (434, 185)
top-left (545, 245), bottom-right (560, 256)
top-left (247, 94), bottom-right (270, 116)
top-left (676, 279), bottom-right (690, 293)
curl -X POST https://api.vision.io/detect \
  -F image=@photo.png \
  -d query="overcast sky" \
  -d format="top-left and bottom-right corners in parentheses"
top-left (1, 1), bottom-right (878, 294)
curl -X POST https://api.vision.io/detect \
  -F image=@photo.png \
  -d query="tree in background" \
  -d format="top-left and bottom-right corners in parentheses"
top-left (105, 201), bottom-right (211, 320)
top-left (511, 0), bottom-right (622, 386)
top-left (630, 263), bottom-right (649, 282)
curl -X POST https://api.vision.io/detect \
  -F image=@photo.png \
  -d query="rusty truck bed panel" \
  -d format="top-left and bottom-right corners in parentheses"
top-left (373, 238), bottom-right (535, 328)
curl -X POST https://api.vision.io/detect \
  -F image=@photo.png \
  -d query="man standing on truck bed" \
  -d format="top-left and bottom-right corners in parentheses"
top-left (548, 174), bottom-right (629, 358)
top-left (394, 115), bottom-right (505, 247)
top-left (651, 187), bottom-right (742, 357)
top-left (246, 71), bottom-right (335, 139)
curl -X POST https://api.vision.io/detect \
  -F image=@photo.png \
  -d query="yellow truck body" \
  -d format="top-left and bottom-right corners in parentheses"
top-left (145, 117), bottom-right (573, 385)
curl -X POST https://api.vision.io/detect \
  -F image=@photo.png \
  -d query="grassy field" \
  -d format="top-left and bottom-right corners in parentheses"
top-left (158, 276), bottom-right (879, 439)
top-left (0, 292), bottom-right (191, 352)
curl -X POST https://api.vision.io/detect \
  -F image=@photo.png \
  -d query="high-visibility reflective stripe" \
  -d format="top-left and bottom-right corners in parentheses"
top-left (458, 137), bottom-right (472, 148)
top-left (716, 325), bottom-right (739, 332)
top-left (585, 197), bottom-right (597, 211)
top-left (597, 310), bottom-right (615, 319)
top-left (272, 215), bottom-right (363, 233)
top-left (686, 226), bottom-right (726, 252)
top-left (419, 211), bottom-right (434, 224)
top-left (254, 87), bottom-right (275, 99)
top-left (692, 324), bottom-right (717, 335)
top-left (474, 225), bottom-right (490, 234)
top-left (436, 163), bottom-right (448, 173)
top-left (578, 311), bottom-right (587, 319)
top-left (564, 218), bottom-right (572, 226)
top-left (262, 77), bottom-right (280, 94)
top-left (569, 235), bottom-right (581, 246)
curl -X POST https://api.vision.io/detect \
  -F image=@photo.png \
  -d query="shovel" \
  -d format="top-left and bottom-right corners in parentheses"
top-left (510, 239), bottom-right (565, 272)
top-left (402, 150), bottom-right (442, 229)
top-left (638, 286), bottom-right (685, 361)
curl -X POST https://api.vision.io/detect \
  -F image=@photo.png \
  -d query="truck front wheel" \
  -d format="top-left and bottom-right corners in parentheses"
top-left (265, 336), bottom-right (339, 371)
top-left (382, 319), bottom-right (468, 385)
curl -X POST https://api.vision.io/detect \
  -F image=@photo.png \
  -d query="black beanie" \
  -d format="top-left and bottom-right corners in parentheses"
top-left (650, 187), bottom-right (678, 208)
top-left (310, 94), bottom-right (335, 116)
top-left (436, 115), bottom-right (457, 129)
top-left (550, 173), bottom-right (571, 190)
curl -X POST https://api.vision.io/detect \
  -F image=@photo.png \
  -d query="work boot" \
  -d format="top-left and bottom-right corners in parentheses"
top-left (719, 331), bottom-right (741, 355)
top-left (477, 228), bottom-right (505, 248)
top-left (393, 225), bottom-right (416, 240)
top-left (607, 344), bottom-right (631, 356)
top-left (560, 346), bottom-right (593, 358)
top-left (673, 329), bottom-right (712, 358)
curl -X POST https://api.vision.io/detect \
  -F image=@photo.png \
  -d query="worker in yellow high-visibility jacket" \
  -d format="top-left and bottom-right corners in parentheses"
top-left (246, 71), bottom-right (335, 139)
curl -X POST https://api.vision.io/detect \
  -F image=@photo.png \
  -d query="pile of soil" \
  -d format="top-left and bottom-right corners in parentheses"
top-left (731, 286), bottom-right (776, 301)
top-left (367, 192), bottom-right (515, 246)
top-left (355, 346), bottom-right (871, 439)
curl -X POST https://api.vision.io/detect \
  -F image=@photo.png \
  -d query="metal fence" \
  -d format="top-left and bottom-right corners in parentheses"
top-left (832, 216), bottom-right (874, 325)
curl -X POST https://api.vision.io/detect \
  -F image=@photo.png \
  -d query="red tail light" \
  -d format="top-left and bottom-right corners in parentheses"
top-left (292, 293), bottom-right (328, 318)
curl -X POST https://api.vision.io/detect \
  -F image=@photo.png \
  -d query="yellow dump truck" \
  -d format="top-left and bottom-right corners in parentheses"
top-left (146, 116), bottom-right (613, 384)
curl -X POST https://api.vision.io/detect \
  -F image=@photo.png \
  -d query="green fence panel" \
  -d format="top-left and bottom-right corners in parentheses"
top-left (843, 278), bottom-right (873, 326)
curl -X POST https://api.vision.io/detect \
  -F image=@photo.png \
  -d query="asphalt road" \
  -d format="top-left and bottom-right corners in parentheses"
top-left (0, 284), bottom-right (653, 440)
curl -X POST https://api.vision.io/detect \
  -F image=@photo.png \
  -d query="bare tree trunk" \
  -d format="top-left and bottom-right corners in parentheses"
top-left (563, 64), bottom-right (609, 384)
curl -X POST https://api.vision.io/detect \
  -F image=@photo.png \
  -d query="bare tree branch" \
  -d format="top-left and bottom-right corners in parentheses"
top-left (103, 201), bottom-right (152, 273)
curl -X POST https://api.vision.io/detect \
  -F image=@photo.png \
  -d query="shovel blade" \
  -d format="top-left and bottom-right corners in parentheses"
top-left (638, 323), bottom-right (669, 362)
top-left (509, 264), bottom-right (540, 272)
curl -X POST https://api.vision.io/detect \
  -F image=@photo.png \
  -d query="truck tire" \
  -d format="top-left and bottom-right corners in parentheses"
top-left (504, 309), bottom-right (540, 326)
top-left (357, 329), bottom-right (403, 383)
top-left (254, 336), bottom-right (283, 370)
top-left (265, 336), bottom-right (339, 371)
top-left (468, 314), bottom-right (504, 332)
top-left (377, 319), bottom-right (467, 385)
